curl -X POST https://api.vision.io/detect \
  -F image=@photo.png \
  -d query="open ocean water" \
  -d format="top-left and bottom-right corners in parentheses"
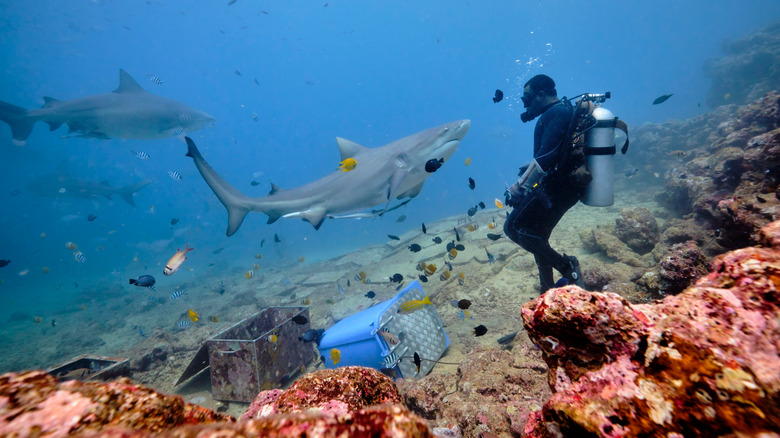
top-left (0, 0), bottom-right (778, 373)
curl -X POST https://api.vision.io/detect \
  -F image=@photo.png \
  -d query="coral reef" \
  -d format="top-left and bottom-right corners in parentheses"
top-left (520, 220), bottom-right (780, 437)
top-left (614, 207), bottom-right (659, 255)
top-left (638, 240), bottom-right (710, 296)
top-left (704, 20), bottom-right (780, 108)
top-left (241, 366), bottom-right (402, 420)
top-left (0, 371), bottom-right (232, 436)
top-left (398, 346), bottom-right (552, 437)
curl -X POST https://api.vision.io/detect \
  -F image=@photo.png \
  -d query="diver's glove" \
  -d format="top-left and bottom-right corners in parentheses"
top-left (505, 182), bottom-right (524, 207)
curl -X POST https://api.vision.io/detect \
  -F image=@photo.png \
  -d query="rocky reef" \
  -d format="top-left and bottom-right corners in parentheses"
top-left (520, 220), bottom-right (780, 437)
top-left (0, 365), bottom-right (432, 437)
top-left (705, 20), bottom-right (780, 108)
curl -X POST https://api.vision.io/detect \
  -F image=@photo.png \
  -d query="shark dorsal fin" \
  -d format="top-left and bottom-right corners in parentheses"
top-left (114, 69), bottom-right (146, 94)
top-left (336, 137), bottom-right (369, 161)
top-left (42, 97), bottom-right (59, 108)
top-left (268, 183), bottom-right (284, 196)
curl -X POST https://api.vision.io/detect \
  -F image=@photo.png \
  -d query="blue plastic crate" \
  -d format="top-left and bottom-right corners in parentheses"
top-left (317, 280), bottom-right (449, 379)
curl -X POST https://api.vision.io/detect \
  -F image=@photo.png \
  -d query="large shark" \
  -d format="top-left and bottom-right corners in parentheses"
top-left (0, 69), bottom-right (215, 146)
top-left (27, 161), bottom-right (154, 207)
top-left (185, 119), bottom-right (470, 235)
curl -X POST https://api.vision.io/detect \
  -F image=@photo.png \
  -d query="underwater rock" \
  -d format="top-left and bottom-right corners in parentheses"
top-left (520, 219), bottom-right (780, 437)
top-left (0, 371), bottom-right (233, 436)
top-left (582, 224), bottom-right (653, 268)
top-left (656, 240), bottom-right (710, 295)
top-left (398, 346), bottom-right (551, 438)
top-left (614, 207), bottom-right (660, 255)
top-left (704, 20), bottom-right (780, 108)
top-left (241, 366), bottom-right (403, 420)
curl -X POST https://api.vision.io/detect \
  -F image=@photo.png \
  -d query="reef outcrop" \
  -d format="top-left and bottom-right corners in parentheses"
top-left (520, 220), bottom-right (780, 437)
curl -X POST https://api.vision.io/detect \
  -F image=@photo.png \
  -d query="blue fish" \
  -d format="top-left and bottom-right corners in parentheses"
top-left (624, 168), bottom-right (639, 178)
top-left (138, 328), bottom-right (148, 337)
top-left (177, 320), bottom-right (191, 329)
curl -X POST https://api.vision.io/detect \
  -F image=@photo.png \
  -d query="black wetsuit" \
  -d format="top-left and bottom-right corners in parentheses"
top-left (503, 101), bottom-right (583, 292)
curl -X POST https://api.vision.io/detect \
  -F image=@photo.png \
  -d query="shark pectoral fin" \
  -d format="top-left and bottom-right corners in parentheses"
top-left (336, 137), bottom-right (370, 161)
top-left (387, 169), bottom-right (409, 201)
top-left (300, 207), bottom-right (328, 230)
top-left (397, 181), bottom-right (425, 199)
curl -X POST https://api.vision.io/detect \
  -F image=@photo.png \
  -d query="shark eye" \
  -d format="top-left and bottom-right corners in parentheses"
top-left (443, 127), bottom-right (449, 132)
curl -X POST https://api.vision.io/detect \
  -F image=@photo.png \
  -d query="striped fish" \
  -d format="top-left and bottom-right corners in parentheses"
top-left (148, 75), bottom-right (164, 85)
top-left (73, 251), bottom-right (86, 263)
top-left (171, 129), bottom-right (184, 138)
top-left (132, 150), bottom-right (150, 159)
top-left (168, 170), bottom-right (182, 181)
top-left (177, 320), bottom-right (191, 329)
top-left (382, 352), bottom-right (399, 368)
top-left (170, 289), bottom-right (188, 300)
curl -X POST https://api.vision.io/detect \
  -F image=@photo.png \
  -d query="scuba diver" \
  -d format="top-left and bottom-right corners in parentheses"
top-left (504, 74), bottom-right (628, 294)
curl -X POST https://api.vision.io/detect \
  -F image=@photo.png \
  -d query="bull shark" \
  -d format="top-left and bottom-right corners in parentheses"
top-left (0, 69), bottom-right (215, 146)
top-left (185, 119), bottom-right (470, 235)
top-left (27, 161), bottom-right (154, 207)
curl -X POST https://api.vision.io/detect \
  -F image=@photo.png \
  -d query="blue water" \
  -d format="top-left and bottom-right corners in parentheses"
top-left (0, 1), bottom-right (777, 369)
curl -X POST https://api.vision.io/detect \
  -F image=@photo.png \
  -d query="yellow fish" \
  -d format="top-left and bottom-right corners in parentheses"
top-left (440, 270), bottom-right (451, 281)
top-left (209, 315), bottom-right (219, 322)
top-left (268, 334), bottom-right (278, 343)
top-left (398, 295), bottom-right (433, 314)
top-left (245, 270), bottom-right (254, 279)
top-left (330, 348), bottom-right (341, 365)
top-left (467, 224), bottom-right (478, 232)
top-left (256, 254), bottom-right (263, 259)
top-left (448, 248), bottom-right (458, 259)
top-left (338, 158), bottom-right (357, 172)
top-left (487, 222), bottom-right (497, 229)
top-left (188, 309), bottom-right (199, 322)
top-left (495, 198), bottom-right (504, 209)
top-left (464, 157), bottom-right (472, 166)
top-left (424, 263), bottom-right (437, 276)
top-left (458, 272), bottom-right (465, 285)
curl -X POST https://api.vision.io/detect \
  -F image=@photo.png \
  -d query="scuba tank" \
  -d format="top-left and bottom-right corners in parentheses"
top-left (582, 104), bottom-right (617, 206)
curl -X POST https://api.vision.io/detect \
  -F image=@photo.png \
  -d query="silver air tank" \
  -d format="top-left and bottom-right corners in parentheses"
top-left (582, 107), bottom-right (617, 207)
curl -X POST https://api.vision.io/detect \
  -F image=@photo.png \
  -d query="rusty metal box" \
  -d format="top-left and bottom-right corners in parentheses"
top-left (47, 355), bottom-right (129, 382)
top-left (206, 306), bottom-right (312, 402)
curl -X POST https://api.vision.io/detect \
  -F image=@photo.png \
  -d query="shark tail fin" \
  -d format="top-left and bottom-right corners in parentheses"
top-left (185, 137), bottom-right (252, 236)
top-left (119, 179), bottom-right (154, 207)
top-left (0, 100), bottom-right (35, 146)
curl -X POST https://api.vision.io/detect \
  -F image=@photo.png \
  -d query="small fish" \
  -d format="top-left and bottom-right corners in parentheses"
top-left (130, 275), bottom-right (156, 291)
top-left (148, 76), bottom-right (163, 85)
top-left (382, 352), bottom-right (399, 368)
top-left (65, 241), bottom-right (77, 250)
top-left (425, 158), bottom-right (444, 173)
top-left (668, 150), bottom-right (687, 158)
top-left (299, 256), bottom-right (305, 263)
top-left (473, 325), bottom-right (488, 337)
top-left (168, 218), bottom-right (179, 226)
top-left (418, 274), bottom-right (428, 283)
top-left (171, 128), bottom-right (184, 137)
top-left (457, 272), bottom-right (465, 285)
top-left (446, 241), bottom-right (455, 252)
top-left (455, 244), bottom-right (465, 251)
top-left (395, 283), bottom-right (405, 291)
top-left (163, 244), bottom-right (193, 275)
top-left (0, 259), bottom-right (11, 268)
top-left (486, 233), bottom-right (503, 241)
top-left (131, 150), bottom-right (150, 159)
top-left (458, 299), bottom-right (472, 310)
top-left (58, 187), bottom-right (66, 193)
top-left (274, 233), bottom-right (281, 243)
top-left (440, 271), bottom-right (451, 281)
top-left (33, 316), bottom-right (42, 324)
top-left (468, 206), bottom-right (477, 217)
top-left (365, 291), bottom-right (376, 299)
top-left (467, 224), bottom-right (478, 232)
top-left (624, 168), bottom-right (639, 178)
top-left (448, 248), bottom-right (458, 259)
top-left (73, 251), bottom-right (86, 263)
top-left (478, 201), bottom-right (486, 209)
top-left (347, 279), bottom-right (351, 287)
top-left (338, 158), bottom-right (357, 172)
top-left (390, 273), bottom-right (403, 283)
top-left (87, 214), bottom-right (97, 222)
top-left (454, 227), bottom-right (460, 241)
top-left (254, 77), bottom-right (260, 86)
top-left (51, 319), bottom-right (56, 327)
top-left (252, 113), bottom-right (258, 123)
top-left (330, 348), bottom-right (341, 365)
top-left (250, 180), bottom-right (260, 186)
top-left (209, 315), bottom-right (219, 322)
top-left (188, 309), bottom-right (200, 322)
top-left (292, 315), bottom-right (308, 325)
top-left (170, 289), bottom-right (188, 300)
top-left (468, 178), bottom-right (475, 190)
top-left (413, 352), bottom-right (421, 373)
top-left (409, 244), bottom-right (422, 253)
top-left (355, 271), bottom-right (367, 282)
top-left (497, 332), bottom-right (518, 345)
top-left (432, 236), bottom-right (442, 244)
top-left (245, 270), bottom-right (254, 279)
top-left (422, 223), bottom-right (427, 234)
top-left (398, 295), bottom-right (433, 314)
top-left (492, 89), bottom-right (504, 103)
top-left (652, 94), bottom-right (673, 105)
top-left (379, 328), bottom-right (401, 345)
top-left (485, 248), bottom-right (495, 264)
top-left (177, 320), bottom-right (191, 329)
top-left (268, 334), bottom-right (278, 343)
top-left (487, 221), bottom-right (497, 229)
top-left (138, 328), bottom-right (148, 337)
top-left (168, 170), bottom-right (182, 181)
top-left (234, 69), bottom-right (242, 76)
top-left (495, 198), bottom-right (504, 209)
top-left (299, 328), bottom-right (325, 344)
top-left (337, 281), bottom-right (345, 294)
top-left (396, 215), bottom-right (407, 223)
